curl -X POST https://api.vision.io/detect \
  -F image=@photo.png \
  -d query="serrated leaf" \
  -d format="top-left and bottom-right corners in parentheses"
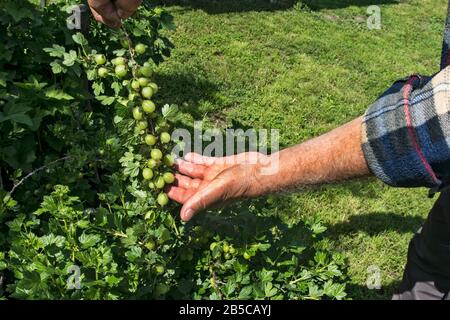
top-left (86, 68), bottom-right (97, 81)
top-left (92, 82), bottom-right (104, 96)
top-left (43, 45), bottom-right (66, 58)
top-left (102, 97), bottom-right (115, 106)
top-left (72, 32), bottom-right (88, 46)
top-left (264, 282), bottom-right (278, 297)
top-left (111, 82), bottom-right (121, 96)
top-left (238, 286), bottom-right (253, 299)
top-left (125, 246), bottom-right (142, 262)
top-left (79, 233), bottom-right (101, 249)
top-left (40, 234), bottom-right (65, 248)
top-left (44, 88), bottom-right (74, 100)
top-left (50, 61), bottom-right (65, 74)
top-left (161, 104), bottom-right (179, 119)
top-left (62, 50), bottom-right (78, 67)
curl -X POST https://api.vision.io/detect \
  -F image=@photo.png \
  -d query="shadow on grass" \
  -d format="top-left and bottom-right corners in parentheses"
top-left (154, 71), bottom-right (220, 119)
top-left (192, 198), bottom-right (317, 249)
top-left (157, 0), bottom-right (400, 14)
top-left (346, 281), bottom-right (401, 300)
top-left (301, 0), bottom-right (399, 10)
top-left (157, 0), bottom-right (298, 14)
top-left (326, 211), bottom-right (424, 238)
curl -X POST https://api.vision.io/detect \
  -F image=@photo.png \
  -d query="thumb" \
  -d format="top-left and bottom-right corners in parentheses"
top-left (180, 179), bottom-right (226, 221)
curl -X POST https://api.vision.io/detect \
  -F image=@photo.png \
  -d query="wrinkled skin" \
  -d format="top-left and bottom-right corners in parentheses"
top-left (87, 0), bottom-right (142, 28)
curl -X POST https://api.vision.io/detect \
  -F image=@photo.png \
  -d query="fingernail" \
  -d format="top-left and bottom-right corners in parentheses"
top-left (182, 209), bottom-right (194, 221)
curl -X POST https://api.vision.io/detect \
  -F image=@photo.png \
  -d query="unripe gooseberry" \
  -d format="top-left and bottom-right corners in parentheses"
top-left (115, 64), bottom-right (127, 78)
top-left (162, 172), bottom-right (175, 184)
top-left (160, 132), bottom-right (171, 144)
top-left (142, 168), bottom-right (154, 180)
top-left (98, 67), bottom-right (108, 78)
top-left (132, 107), bottom-right (143, 120)
top-left (141, 86), bottom-right (153, 99)
top-left (145, 134), bottom-right (157, 146)
top-left (157, 192), bottom-right (169, 206)
top-left (142, 100), bottom-right (155, 113)
top-left (151, 149), bottom-right (163, 161)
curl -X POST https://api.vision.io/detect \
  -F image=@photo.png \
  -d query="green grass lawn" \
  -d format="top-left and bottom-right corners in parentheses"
top-left (155, 0), bottom-right (447, 299)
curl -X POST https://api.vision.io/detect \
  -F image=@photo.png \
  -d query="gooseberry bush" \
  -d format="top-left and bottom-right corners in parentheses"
top-left (0, 0), bottom-right (349, 299)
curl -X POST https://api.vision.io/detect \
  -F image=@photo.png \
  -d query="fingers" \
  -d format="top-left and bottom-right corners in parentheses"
top-left (166, 174), bottom-right (201, 204)
top-left (88, 0), bottom-right (121, 28)
top-left (174, 173), bottom-right (201, 190)
top-left (180, 179), bottom-right (226, 221)
top-left (166, 185), bottom-right (193, 204)
top-left (174, 159), bottom-right (206, 179)
top-left (115, 0), bottom-right (142, 19)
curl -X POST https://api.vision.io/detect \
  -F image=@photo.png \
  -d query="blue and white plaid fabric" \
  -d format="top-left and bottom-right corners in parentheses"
top-left (361, 67), bottom-right (450, 190)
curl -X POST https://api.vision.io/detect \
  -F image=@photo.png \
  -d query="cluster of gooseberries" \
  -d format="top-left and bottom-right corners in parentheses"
top-left (93, 41), bottom-right (175, 207)
top-left (209, 240), bottom-right (241, 260)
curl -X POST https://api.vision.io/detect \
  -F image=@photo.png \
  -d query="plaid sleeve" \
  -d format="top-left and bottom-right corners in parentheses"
top-left (361, 66), bottom-right (450, 190)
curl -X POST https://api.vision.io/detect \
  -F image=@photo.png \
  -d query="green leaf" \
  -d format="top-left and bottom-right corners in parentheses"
top-left (62, 50), bottom-right (78, 67)
top-left (86, 68), bottom-right (97, 81)
top-left (44, 88), bottom-right (74, 100)
top-left (323, 281), bottom-right (346, 300)
top-left (161, 104), bottom-right (179, 119)
top-left (0, 102), bottom-right (33, 126)
top-left (72, 32), bottom-right (88, 46)
top-left (79, 233), bottom-right (101, 249)
top-left (264, 282), bottom-right (278, 297)
top-left (111, 82), bottom-right (121, 96)
top-left (238, 286), bottom-right (253, 299)
top-left (43, 45), bottom-right (66, 58)
top-left (8, 113), bottom-right (33, 126)
top-left (40, 234), bottom-right (65, 248)
top-left (92, 82), bottom-right (104, 96)
top-left (125, 246), bottom-right (142, 262)
top-left (96, 95), bottom-right (115, 106)
top-left (50, 61), bottom-right (65, 74)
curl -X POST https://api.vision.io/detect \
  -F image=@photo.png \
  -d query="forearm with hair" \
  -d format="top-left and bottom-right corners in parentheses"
top-left (250, 116), bottom-right (371, 196)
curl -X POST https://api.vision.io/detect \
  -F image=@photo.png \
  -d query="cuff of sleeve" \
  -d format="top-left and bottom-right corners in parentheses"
top-left (361, 75), bottom-right (442, 189)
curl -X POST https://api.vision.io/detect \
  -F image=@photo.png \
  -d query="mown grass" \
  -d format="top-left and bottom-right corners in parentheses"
top-left (155, 0), bottom-right (448, 299)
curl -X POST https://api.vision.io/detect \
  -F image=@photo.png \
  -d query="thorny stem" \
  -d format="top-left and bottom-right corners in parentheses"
top-left (10, 156), bottom-right (71, 195)
top-left (209, 266), bottom-right (224, 299)
top-left (121, 26), bottom-right (138, 78)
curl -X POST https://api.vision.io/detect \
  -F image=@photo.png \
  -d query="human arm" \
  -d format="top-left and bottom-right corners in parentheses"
top-left (169, 66), bottom-right (450, 221)
top-left (168, 116), bottom-right (370, 221)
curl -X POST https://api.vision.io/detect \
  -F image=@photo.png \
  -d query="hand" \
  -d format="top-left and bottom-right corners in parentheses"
top-left (87, 0), bottom-right (142, 28)
top-left (167, 152), bottom-right (269, 222)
